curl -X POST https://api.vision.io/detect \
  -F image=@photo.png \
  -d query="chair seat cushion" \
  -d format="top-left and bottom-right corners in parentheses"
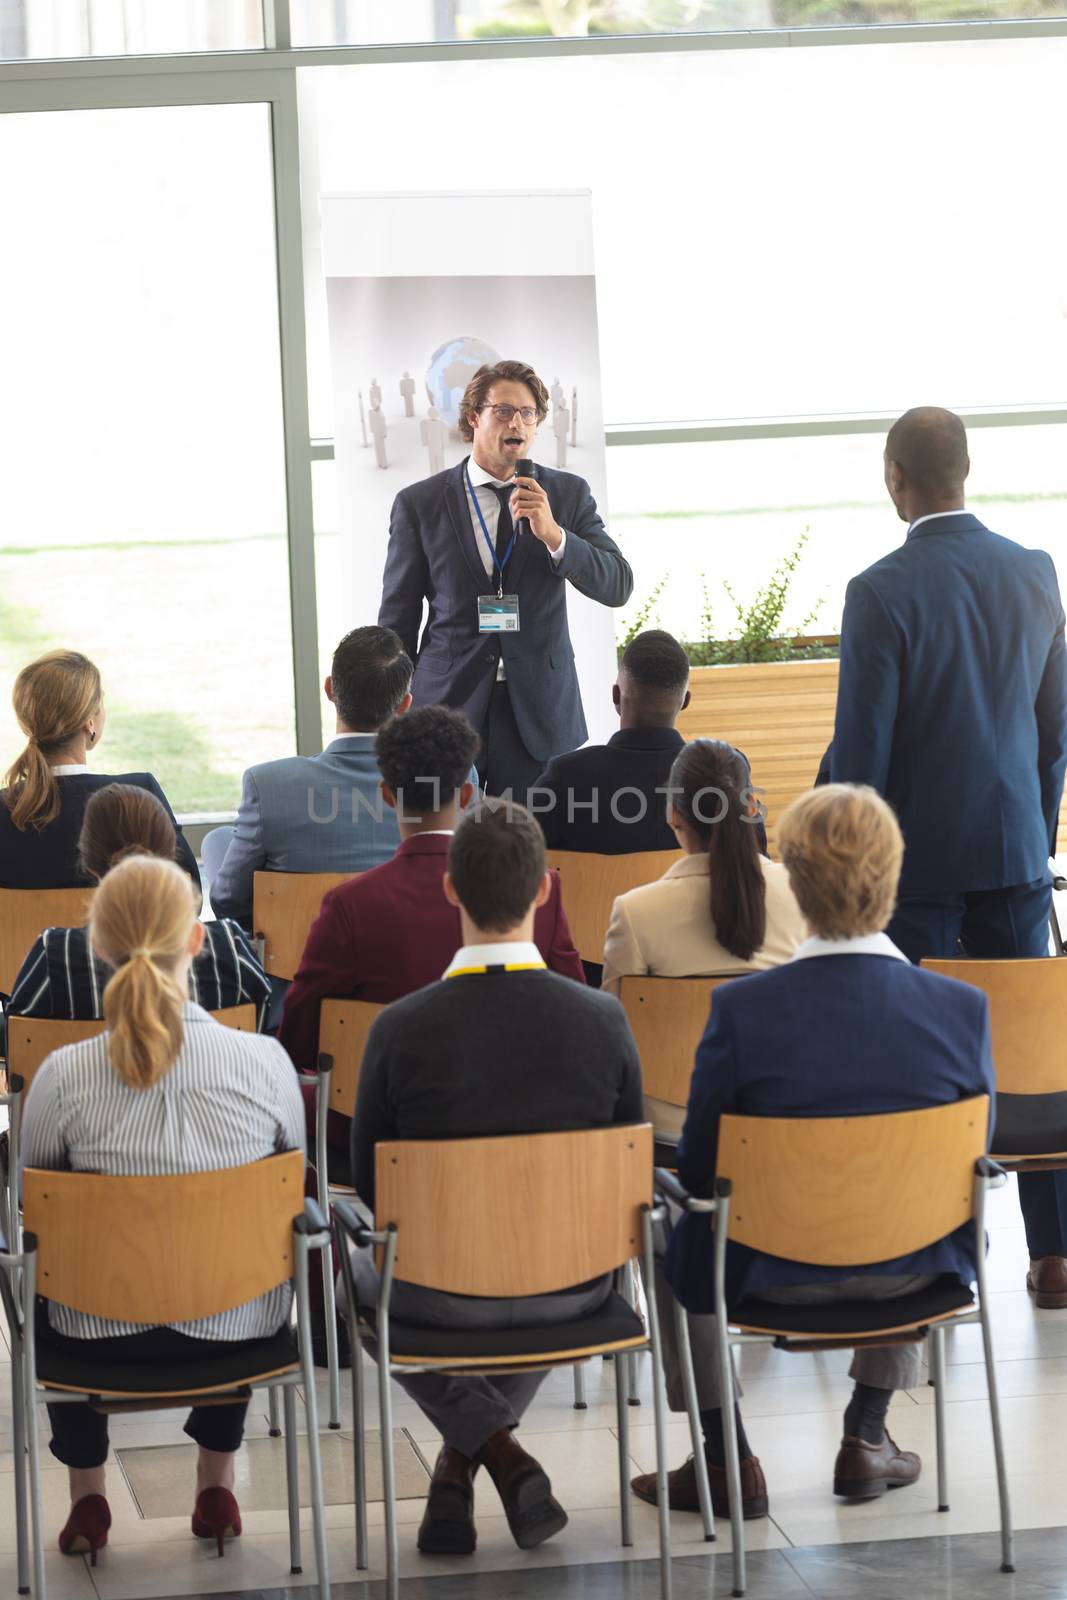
top-left (325, 1139), bottom-right (354, 1189)
top-left (37, 1326), bottom-right (300, 1396)
top-left (733, 1277), bottom-right (974, 1337)
top-left (360, 1288), bottom-right (644, 1363)
top-left (992, 1091), bottom-right (1067, 1159)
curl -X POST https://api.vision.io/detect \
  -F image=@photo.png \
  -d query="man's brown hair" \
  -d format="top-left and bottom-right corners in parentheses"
top-left (448, 798), bottom-right (545, 933)
top-left (458, 361), bottom-right (550, 443)
top-left (777, 784), bottom-right (903, 940)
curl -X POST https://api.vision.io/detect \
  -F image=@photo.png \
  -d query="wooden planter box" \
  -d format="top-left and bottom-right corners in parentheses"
top-left (676, 659), bottom-right (837, 854)
top-left (678, 657), bottom-right (1067, 859)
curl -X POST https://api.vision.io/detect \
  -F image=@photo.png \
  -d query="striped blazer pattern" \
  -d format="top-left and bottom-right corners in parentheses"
top-left (7, 920), bottom-right (271, 1029)
top-left (20, 1003), bottom-right (305, 1342)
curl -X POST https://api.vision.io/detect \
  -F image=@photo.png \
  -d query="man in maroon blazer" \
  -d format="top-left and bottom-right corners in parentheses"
top-left (279, 704), bottom-right (584, 1075)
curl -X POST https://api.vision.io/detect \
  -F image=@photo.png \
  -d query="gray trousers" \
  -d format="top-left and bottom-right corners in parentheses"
top-left (652, 1217), bottom-right (932, 1412)
top-left (348, 1247), bottom-right (612, 1459)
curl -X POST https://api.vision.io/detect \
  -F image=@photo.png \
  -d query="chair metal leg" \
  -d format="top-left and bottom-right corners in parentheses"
top-left (931, 1325), bottom-right (949, 1512)
top-left (614, 1337), bottom-right (634, 1547)
top-left (673, 1297), bottom-right (715, 1541)
top-left (716, 1319), bottom-right (745, 1596)
top-left (642, 1216), bottom-right (673, 1600)
top-left (25, 1369), bottom-right (45, 1600)
top-left (623, 1264), bottom-right (642, 1405)
top-left (379, 1354), bottom-right (399, 1600)
top-left (10, 1339), bottom-right (30, 1594)
top-left (282, 1383), bottom-right (302, 1575)
top-left (268, 1383), bottom-right (282, 1438)
top-left (572, 1362), bottom-right (587, 1410)
top-left (352, 1334), bottom-right (368, 1570)
top-left (321, 1237), bottom-right (342, 1431)
top-left (979, 1299), bottom-right (1015, 1572)
top-left (296, 1243), bottom-right (332, 1600)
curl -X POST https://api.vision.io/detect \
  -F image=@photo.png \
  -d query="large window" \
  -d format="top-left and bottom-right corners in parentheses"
top-left (0, 1), bottom-right (263, 60)
top-left (0, 101), bottom-right (293, 814)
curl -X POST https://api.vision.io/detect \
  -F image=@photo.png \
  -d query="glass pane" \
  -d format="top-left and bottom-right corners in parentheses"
top-left (607, 424), bottom-right (1067, 649)
top-left (290, 0), bottom-right (1065, 45)
top-left (300, 39), bottom-right (1067, 436)
top-left (0, 103), bottom-right (292, 816)
top-left (0, 0), bottom-right (263, 61)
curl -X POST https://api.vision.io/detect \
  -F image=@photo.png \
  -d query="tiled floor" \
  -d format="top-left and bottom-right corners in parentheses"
top-left (5, 1175), bottom-right (1067, 1600)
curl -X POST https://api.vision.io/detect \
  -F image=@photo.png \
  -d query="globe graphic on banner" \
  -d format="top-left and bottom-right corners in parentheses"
top-left (426, 336), bottom-right (500, 429)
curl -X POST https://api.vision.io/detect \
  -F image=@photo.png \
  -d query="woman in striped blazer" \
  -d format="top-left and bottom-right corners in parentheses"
top-left (20, 856), bottom-right (305, 1564)
top-left (7, 783), bottom-right (270, 1027)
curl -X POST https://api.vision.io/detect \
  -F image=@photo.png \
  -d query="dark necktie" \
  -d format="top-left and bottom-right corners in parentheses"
top-left (488, 484), bottom-right (515, 575)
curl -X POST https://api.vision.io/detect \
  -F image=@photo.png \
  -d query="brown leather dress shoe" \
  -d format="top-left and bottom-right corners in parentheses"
top-left (1026, 1255), bottom-right (1067, 1309)
top-left (417, 1444), bottom-right (477, 1555)
top-left (476, 1428), bottom-right (568, 1550)
top-left (833, 1433), bottom-right (921, 1499)
top-left (631, 1454), bottom-right (769, 1520)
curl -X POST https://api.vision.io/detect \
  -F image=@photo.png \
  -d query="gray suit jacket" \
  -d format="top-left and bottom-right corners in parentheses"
top-left (209, 736), bottom-right (400, 926)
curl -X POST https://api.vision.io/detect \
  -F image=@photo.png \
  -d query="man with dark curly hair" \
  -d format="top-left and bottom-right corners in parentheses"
top-left (278, 704), bottom-right (583, 1077)
top-left (378, 359), bottom-right (633, 803)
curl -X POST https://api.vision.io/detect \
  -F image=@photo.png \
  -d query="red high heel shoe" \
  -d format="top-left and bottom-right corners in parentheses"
top-left (191, 1486), bottom-right (242, 1556)
top-left (58, 1494), bottom-right (111, 1566)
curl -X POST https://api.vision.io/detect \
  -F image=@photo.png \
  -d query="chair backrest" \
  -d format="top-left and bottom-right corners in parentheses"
top-left (252, 870), bottom-right (359, 980)
top-left (544, 850), bottom-right (678, 962)
top-left (921, 957), bottom-right (1066, 1095)
top-left (619, 975), bottom-right (735, 1108)
top-left (375, 1124), bottom-right (653, 1296)
top-left (0, 887), bottom-right (95, 996)
top-left (716, 1097), bottom-right (989, 1267)
top-left (7, 1003), bottom-right (259, 1092)
top-left (318, 998), bottom-right (385, 1117)
top-left (22, 1149), bottom-right (303, 1324)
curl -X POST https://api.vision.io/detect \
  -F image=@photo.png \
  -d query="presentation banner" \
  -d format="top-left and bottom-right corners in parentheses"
top-left (322, 189), bottom-right (616, 746)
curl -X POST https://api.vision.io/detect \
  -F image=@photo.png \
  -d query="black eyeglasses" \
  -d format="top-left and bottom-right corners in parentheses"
top-left (481, 404), bottom-right (538, 424)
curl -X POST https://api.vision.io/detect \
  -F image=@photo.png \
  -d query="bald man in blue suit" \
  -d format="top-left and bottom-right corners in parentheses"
top-left (831, 407), bottom-right (1067, 1304)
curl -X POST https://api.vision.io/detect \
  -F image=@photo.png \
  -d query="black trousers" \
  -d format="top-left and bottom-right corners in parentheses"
top-left (479, 680), bottom-right (546, 808)
top-left (40, 1319), bottom-right (251, 1468)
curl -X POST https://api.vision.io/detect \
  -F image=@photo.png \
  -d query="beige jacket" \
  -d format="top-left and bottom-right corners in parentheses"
top-left (602, 852), bottom-right (807, 1137)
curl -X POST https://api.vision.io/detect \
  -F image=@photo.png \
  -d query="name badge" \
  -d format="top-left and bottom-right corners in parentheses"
top-left (478, 594), bottom-right (520, 633)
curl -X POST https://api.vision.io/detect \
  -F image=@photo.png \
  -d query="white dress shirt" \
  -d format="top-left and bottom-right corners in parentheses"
top-left (791, 930), bottom-right (909, 963)
top-left (908, 508), bottom-right (969, 535)
top-left (443, 939), bottom-right (546, 977)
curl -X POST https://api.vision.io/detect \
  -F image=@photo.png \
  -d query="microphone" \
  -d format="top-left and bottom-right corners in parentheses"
top-left (513, 459), bottom-right (534, 539)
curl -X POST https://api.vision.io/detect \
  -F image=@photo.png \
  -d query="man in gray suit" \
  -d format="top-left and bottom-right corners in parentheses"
top-left (204, 626), bottom-right (414, 927)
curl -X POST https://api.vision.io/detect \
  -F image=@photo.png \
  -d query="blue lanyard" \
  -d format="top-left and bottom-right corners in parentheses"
top-left (466, 466), bottom-right (516, 597)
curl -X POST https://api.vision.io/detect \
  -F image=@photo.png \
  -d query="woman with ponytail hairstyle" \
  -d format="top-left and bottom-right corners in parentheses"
top-left (0, 650), bottom-right (199, 892)
top-left (603, 739), bottom-right (807, 1140)
top-left (21, 855), bottom-right (304, 1565)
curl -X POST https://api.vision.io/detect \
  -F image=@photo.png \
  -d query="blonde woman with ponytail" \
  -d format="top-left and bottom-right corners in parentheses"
top-left (0, 650), bottom-right (199, 892)
top-left (21, 856), bottom-right (304, 1565)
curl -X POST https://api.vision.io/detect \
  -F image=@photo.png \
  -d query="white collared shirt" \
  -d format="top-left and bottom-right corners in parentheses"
top-left (443, 939), bottom-right (546, 978)
top-left (50, 764), bottom-right (89, 776)
top-left (791, 931), bottom-right (910, 963)
top-left (908, 508), bottom-right (969, 535)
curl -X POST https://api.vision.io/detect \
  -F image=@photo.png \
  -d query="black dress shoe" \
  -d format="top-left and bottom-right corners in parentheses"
top-left (476, 1428), bottom-right (568, 1550)
top-left (417, 1445), bottom-right (477, 1555)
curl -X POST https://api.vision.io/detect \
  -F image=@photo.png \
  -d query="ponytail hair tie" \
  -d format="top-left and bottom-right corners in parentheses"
top-left (127, 946), bottom-right (154, 960)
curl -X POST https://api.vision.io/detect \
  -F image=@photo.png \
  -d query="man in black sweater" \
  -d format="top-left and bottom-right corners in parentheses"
top-left (351, 800), bottom-right (643, 1558)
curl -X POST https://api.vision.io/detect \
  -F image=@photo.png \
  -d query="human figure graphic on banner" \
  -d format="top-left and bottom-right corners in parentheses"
top-left (358, 388), bottom-right (369, 448)
top-left (369, 400), bottom-right (388, 469)
top-left (370, 377), bottom-right (383, 408)
top-left (550, 377), bottom-right (564, 410)
top-left (400, 371), bottom-right (416, 417)
top-left (421, 404), bottom-right (447, 474)
top-left (553, 400), bottom-right (570, 469)
top-left (571, 386), bottom-right (578, 448)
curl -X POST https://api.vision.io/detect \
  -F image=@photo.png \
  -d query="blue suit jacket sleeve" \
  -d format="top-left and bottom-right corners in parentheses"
top-left (379, 491), bottom-right (429, 661)
top-left (830, 575), bottom-right (901, 793)
top-left (553, 480), bottom-right (633, 608)
top-left (675, 995), bottom-right (737, 1198)
top-left (209, 769), bottom-right (265, 927)
top-left (1035, 566), bottom-right (1067, 855)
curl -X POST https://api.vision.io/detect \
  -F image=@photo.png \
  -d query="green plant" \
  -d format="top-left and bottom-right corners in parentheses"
top-left (619, 573), bottom-right (669, 648)
top-left (690, 532), bottom-right (831, 663)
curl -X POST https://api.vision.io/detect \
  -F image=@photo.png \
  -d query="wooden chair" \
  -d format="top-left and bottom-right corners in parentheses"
top-left (312, 997), bottom-right (385, 1430)
top-left (334, 1125), bottom-right (674, 1600)
top-left (252, 869), bottom-right (360, 981)
top-left (0, 887), bottom-right (94, 997)
top-left (619, 975), bottom-right (736, 1159)
top-left (544, 849), bottom-right (678, 964)
top-left (658, 1096), bottom-right (1012, 1594)
top-left (1, 1152), bottom-right (330, 1600)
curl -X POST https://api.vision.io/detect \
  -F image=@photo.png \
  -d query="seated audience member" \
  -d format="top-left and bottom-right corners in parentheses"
top-left (602, 739), bottom-right (806, 1140)
top-left (21, 855), bottom-right (304, 1565)
top-left (279, 704), bottom-right (583, 1077)
top-left (7, 784), bottom-right (270, 1028)
top-left (0, 650), bottom-right (199, 893)
top-left (635, 785), bottom-right (994, 1519)
top-left (204, 626), bottom-right (415, 926)
top-left (347, 801), bottom-right (642, 1556)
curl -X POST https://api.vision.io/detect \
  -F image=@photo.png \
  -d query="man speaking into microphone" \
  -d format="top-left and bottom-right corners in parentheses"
top-left (378, 359), bottom-right (633, 801)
